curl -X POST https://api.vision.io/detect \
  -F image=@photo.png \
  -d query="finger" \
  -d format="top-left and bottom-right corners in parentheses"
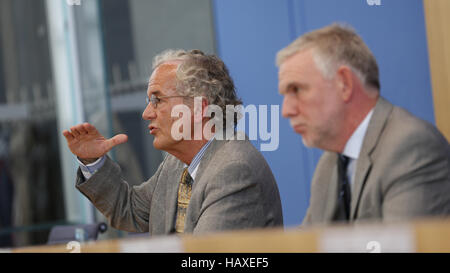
top-left (62, 130), bottom-right (74, 141)
top-left (83, 123), bottom-right (99, 135)
top-left (77, 124), bottom-right (88, 135)
top-left (105, 134), bottom-right (128, 150)
top-left (70, 126), bottom-right (81, 137)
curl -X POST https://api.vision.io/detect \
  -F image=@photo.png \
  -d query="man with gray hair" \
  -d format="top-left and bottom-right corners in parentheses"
top-left (277, 23), bottom-right (450, 225)
top-left (63, 49), bottom-right (283, 235)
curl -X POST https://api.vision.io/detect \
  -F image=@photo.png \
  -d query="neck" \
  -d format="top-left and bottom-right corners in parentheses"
top-left (334, 91), bottom-right (378, 154)
top-left (166, 121), bottom-right (215, 165)
top-left (166, 138), bottom-right (209, 165)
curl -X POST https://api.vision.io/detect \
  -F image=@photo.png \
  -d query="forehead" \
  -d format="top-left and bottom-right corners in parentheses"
top-left (148, 62), bottom-right (180, 93)
top-left (279, 49), bottom-right (316, 78)
top-left (278, 49), bottom-right (318, 91)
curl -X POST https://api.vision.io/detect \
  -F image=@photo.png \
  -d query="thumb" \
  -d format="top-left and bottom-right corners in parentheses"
top-left (105, 134), bottom-right (128, 150)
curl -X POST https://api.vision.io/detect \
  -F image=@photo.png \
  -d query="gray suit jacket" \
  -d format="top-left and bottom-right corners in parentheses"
top-left (303, 97), bottom-right (450, 226)
top-left (76, 138), bottom-right (283, 235)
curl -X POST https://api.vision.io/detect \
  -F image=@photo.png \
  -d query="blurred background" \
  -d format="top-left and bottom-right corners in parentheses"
top-left (0, 0), bottom-right (448, 248)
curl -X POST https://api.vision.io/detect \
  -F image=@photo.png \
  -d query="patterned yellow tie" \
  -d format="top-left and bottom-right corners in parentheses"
top-left (175, 167), bottom-right (193, 233)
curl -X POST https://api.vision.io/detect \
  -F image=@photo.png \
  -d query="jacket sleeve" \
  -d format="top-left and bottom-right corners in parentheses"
top-left (76, 155), bottom-right (165, 232)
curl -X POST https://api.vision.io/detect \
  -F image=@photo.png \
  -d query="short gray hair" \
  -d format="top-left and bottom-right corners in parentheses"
top-left (152, 49), bottom-right (242, 127)
top-left (276, 23), bottom-right (380, 90)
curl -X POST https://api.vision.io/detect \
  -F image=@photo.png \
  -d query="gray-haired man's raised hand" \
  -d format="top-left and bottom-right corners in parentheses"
top-left (62, 122), bottom-right (128, 164)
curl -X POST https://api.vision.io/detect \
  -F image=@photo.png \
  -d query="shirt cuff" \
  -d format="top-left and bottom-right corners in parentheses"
top-left (77, 156), bottom-right (106, 180)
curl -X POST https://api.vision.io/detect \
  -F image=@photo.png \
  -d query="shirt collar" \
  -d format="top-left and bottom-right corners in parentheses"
top-left (342, 108), bottom-right (374, 160)
top-left (185, 136), bottom-right (215, 180)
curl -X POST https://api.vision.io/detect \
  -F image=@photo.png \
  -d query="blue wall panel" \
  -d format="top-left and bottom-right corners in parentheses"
top-left (212, 0), bottom-right (434, 226)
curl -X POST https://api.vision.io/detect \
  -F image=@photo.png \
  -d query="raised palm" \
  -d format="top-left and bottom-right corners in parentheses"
top-left (62, 123), bottom-right (128, 162)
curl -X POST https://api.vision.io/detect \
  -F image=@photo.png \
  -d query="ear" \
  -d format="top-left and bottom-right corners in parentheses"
top-left (336, 66), bottom-right (354, 102)
top-left (193, 96), bottom-right (209, 123)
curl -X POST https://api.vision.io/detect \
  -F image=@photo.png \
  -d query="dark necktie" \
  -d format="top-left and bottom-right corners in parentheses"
top-left (335, 154), bottom-right (351, 221)
top-left (175, 168), bottom-right (193, 233)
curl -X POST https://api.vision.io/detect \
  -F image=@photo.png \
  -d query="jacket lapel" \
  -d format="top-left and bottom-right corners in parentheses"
top-left (192, 138), bottom-right (225, 186)
top-left (350, 97), bottom-right (393, 219)
top-left (322, 153), bottom-right (340, 221)
top-left (351, 155), bottom-right (372, 219)
top-left (168, 138), bottom-right (226, 233)
top-left (165, 160), bottom-right (184, 234)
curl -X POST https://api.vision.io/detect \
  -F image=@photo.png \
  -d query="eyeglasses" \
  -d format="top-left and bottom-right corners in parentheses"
top-left (145, 93), bottom-right (190, 108)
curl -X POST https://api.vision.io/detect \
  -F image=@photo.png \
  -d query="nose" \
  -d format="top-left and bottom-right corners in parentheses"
top-left (142, 103), bottom-right (156, 121)
top-left (281, 95), bottom-right (298, 118)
